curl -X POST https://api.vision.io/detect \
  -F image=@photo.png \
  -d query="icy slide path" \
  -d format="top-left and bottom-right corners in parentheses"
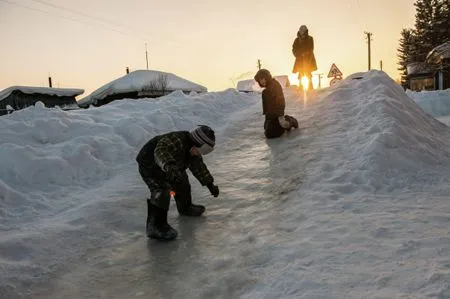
top-left (2, 71), bottom-right (450, 298)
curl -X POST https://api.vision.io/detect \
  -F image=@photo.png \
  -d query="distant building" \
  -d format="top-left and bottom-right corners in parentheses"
top-left (426, 41), bottom-right (450, 90)
top-left (77, 70), bottom-right (207, 108)
top-left (407, 41), bottom-right (450, 91)
top-left (407, 62), bottom-right (436, 91)
top-left (237, 75), bottom-right (290, 93)
top-left (0, 86), bottom-right (84, 116)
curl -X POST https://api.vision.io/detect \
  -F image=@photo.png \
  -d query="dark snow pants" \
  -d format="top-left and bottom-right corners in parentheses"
top-left (264, 118), bottom-right (285, 139)
top-left (264, 115), bottom-right (298, 139)
top-left (139, 164), bottom-right (192, 212)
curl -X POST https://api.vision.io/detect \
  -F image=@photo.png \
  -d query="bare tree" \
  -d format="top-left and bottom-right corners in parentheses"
top-left (157, 74), bottom-right (169, 94)
top-left (141, 74), bottom-right (170, 96)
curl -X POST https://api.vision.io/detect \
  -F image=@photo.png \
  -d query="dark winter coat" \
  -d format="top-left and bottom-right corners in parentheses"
top-left (262, 78), bottom-right (285, 119)
top-left (292, 35), bottom-right (317, 75)
top-left (136, 131), bottom-right (214, 186)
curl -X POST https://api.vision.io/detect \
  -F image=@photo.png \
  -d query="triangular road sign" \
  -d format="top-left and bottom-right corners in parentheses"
top-left (328, 63), bottom-right (343, 78)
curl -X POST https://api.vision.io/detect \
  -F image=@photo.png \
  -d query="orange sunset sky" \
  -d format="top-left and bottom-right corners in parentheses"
top-left (1, 0), bottom-right (417, 96)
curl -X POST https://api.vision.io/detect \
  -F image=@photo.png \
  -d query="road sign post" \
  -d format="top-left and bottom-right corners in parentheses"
top-left (328, 63), bottom-right (343, 87)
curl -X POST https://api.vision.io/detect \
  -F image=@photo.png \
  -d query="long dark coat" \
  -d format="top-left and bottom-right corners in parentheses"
top-left (261, 79), bottom-right (286, 139)
top-left (262, 78), bottom-right (285, 118)
top-left (292, 35), bottom-right (317, 75)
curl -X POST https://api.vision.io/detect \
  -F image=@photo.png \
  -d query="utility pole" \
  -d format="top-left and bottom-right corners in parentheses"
top-left (364, 31), bottom-right (373, 70)
top-left (48, 74), bottom-right (53, 88)
top-left (380, 60), bottom-right (383, 71)
top-left (257, 59), bottom-right (262, 70)
top-left (145, 43), bottom-right (149, 70)
top-left (317, 73), bottom-right (324, 88)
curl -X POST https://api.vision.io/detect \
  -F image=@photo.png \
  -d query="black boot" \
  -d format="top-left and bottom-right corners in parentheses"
top-left (173, 181), bottom-right (205, 217)
top-left (179, 203), bottom-right (205, 217)
top-left (285, 115), bottom-right (298, 129)
top-left (146, 199), bottom-right (178, 241)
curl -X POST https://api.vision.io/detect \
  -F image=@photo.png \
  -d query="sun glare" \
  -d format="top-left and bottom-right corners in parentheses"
top-left (290, 73), bottom-right (319, 90)
top-left (301, 76), bottom-right (309, 91)
top-left (288, 73), bottom-right (299, 86)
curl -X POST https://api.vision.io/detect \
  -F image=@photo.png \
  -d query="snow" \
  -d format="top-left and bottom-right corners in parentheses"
top-left (1, 71), bottom-right (450, 298)
top-left (406, 62), bottom-right (435, 75)
top-left (407, 89), bottom-right (450, 117)
top-left (0, 86), bottom-right (84, 102)
top-left (437, 115), bottom-right (450, 125)
top-left (77, 70), bottom-right (207, 106)
top-left (426, 41), bottom-right (450, 64)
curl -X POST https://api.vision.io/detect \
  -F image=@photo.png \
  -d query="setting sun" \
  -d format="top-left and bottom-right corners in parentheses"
top-left (301, 76), bottom-right (309, 91)
top-left (289, 73), bottom-right (315, 91)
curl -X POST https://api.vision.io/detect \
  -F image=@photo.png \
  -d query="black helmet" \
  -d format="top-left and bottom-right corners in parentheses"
top-left (254, 69), bottom-right (272, 83)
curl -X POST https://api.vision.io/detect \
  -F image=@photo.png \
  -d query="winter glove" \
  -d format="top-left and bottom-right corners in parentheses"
top-left (207, 183), bottom-right (219, 198)
top-left (165, 164), bottom-right (183, 184)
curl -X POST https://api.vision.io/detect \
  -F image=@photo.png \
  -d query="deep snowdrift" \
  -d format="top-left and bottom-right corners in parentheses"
top-left (0, 90), bottom-right (256, 230)
top-left (308, 72), bottom-right (450, 194)
top-left (1, 71), bottom-right (450, 299)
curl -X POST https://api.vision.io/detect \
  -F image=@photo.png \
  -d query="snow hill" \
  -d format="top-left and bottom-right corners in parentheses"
top-left (1, 71), bottom-right (450, 298)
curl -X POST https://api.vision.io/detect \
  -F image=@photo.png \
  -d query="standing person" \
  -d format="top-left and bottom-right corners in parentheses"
top-left (254, 69), bottom-right (298, 139)
top-left (136, 125), bottom-right (220, 241)
top-left (292, 25), bottom-right (317, 90)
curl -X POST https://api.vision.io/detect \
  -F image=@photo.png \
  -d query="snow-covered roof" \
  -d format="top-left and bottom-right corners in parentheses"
top-left (237, 75), bottom-right (290, 92)
top-left (406, 62), bottom-right (435, 76)
top-left (274, 75), bottom-right (290, 88)
top-left (426, 41), bottom-right (450, 64)
top-left (236, 79), bottom-right (261, 92)
top-left (0, 86), bottom-right (84, 102)
top-left (77, 70), bottom-right (207, 106)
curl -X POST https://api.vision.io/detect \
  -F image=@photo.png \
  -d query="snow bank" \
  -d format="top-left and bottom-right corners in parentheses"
top-left (0, 89), bottom-right (256, 228)
top-left (0, 86), bottom-right (84, 102)
top-left (301, 71), bottom-right (450, 194)
top-left (2, 70), bottom-right (450, 298)
top-left (0, 88), bottom-right (259, 295)
top-left (77, 70), bottom-right (207, 106)
top-left (406, 89), bottom-right (450, 117)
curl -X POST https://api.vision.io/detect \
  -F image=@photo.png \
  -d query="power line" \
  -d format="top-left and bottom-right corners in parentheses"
top-left (28, 0), bottom-right (141, 36)
top-left (0, 0), bottom-right (148, 40)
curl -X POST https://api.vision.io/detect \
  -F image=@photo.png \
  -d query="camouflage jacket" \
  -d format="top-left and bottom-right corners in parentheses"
top-left (136, 131), bottom-right (214, 186)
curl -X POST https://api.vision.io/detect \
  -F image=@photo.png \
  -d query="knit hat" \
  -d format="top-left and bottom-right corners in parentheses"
top-left (190, 125), bottom-right (215, 147)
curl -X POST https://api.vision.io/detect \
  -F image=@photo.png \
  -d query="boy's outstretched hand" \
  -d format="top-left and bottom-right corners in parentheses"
top-left (207, 183), bottom-right (219, 197)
